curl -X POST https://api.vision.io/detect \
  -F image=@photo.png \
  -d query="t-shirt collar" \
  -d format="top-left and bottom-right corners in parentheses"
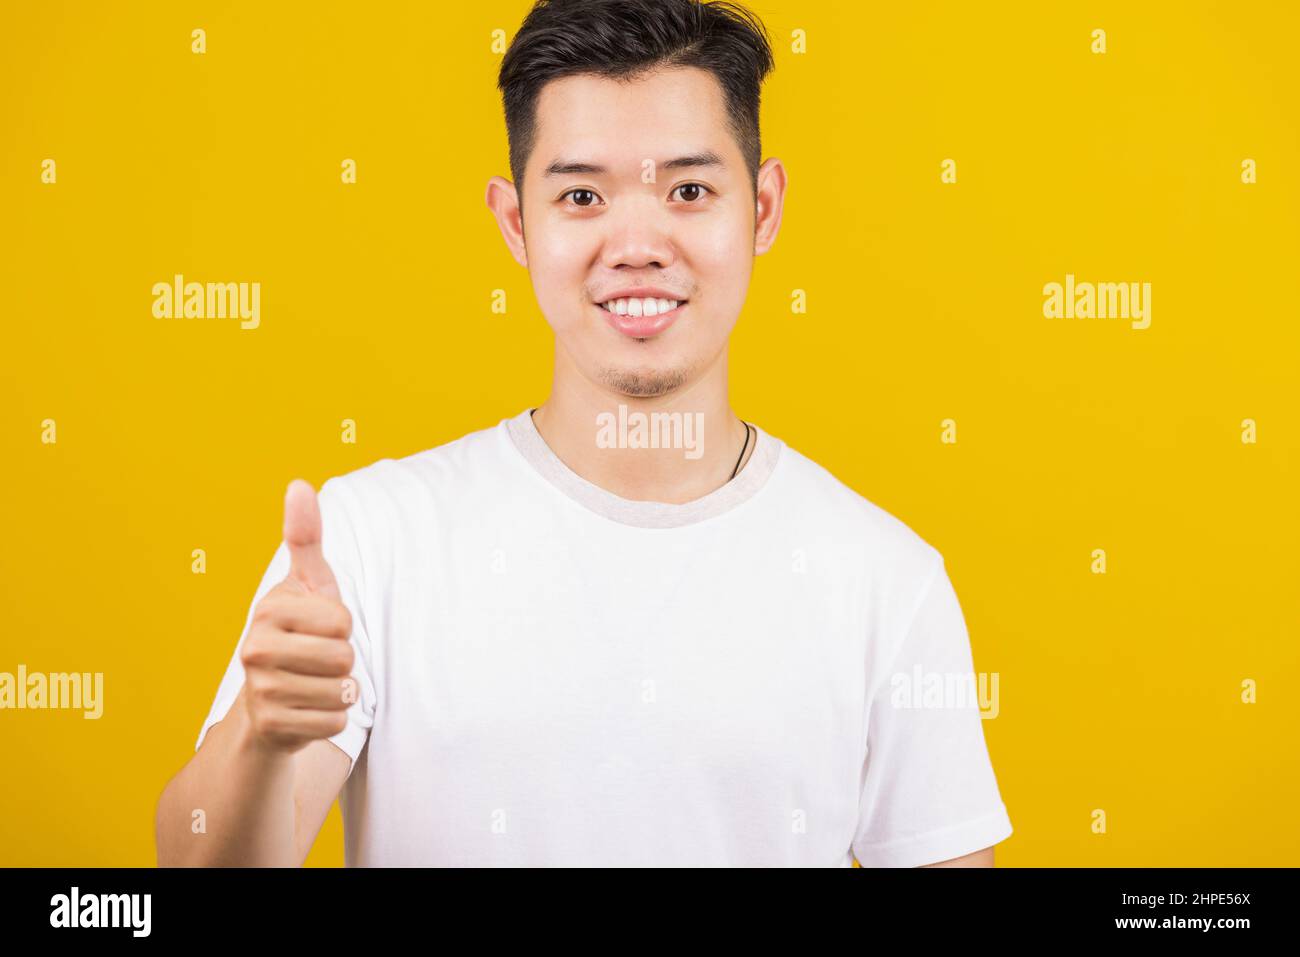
top-left (504, 407), bottom-right (782, 529)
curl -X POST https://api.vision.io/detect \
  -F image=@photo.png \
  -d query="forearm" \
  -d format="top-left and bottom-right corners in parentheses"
top-left (155, 689), bottom-right (299, 867)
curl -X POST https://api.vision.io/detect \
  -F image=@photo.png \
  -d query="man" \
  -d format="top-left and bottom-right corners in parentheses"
top-left (156, 0), bottom-right (1012, 867)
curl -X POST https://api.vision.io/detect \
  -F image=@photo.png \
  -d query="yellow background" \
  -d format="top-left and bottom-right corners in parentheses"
top-left (1, 0), bottom-right (1296, 866)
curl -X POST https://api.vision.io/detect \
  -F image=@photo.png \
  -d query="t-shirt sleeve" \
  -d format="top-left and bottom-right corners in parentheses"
top-left (193, 477), bottom-right (378, 778)
top-left (851, 554), bottom-right (1013, 867)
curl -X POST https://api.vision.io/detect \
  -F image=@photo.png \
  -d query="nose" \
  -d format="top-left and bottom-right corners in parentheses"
top-left (598, 200), bottom-right (677, 271)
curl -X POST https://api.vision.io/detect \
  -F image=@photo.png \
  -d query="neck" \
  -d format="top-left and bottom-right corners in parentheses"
top-left (531, 344), bottom-right (755, 505)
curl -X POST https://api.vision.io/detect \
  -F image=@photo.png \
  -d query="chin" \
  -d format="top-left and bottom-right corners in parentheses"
top-left (596, 361), bottom-right (693, 398)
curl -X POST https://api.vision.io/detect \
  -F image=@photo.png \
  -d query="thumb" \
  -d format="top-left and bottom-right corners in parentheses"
top-left (282, 479), bottom-right (342, 601)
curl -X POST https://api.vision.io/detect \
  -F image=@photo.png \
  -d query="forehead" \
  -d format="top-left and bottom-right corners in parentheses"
top-left (529, 66), bottom-right (736, 176)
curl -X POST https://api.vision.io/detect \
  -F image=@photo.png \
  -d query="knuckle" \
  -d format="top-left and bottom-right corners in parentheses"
top-left (246, 671), bottom-right (279, 701)
top-left (240, 638), bottom-right (269, 669)
top-left (251, 598), bottom-right (277, 626)
top-left (245, 670), bottom-right (266, 696)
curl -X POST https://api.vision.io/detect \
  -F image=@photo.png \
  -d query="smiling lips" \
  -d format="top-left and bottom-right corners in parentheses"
top-left (595, 291), bottom-right (688, 339)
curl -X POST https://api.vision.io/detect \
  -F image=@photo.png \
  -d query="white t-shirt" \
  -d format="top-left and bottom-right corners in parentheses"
top-left (196, 408), bottom-right (1013, 866)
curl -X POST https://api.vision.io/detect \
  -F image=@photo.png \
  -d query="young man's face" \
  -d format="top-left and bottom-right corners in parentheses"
top-left (491, 65), bottom-right (783, 399)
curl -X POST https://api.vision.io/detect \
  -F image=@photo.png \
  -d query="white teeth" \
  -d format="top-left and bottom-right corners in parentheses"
top-left (600, 297), bottom-right (681, 315)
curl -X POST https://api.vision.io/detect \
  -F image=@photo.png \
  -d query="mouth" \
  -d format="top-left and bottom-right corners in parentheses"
top-left (594, 296), bottom-right (688, 339)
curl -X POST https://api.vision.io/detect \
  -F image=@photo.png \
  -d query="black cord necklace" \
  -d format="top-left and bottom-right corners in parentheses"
top-left (532, 408), bottom-right (753, 482)
top-left (730, 421), bottom-right (753, 480)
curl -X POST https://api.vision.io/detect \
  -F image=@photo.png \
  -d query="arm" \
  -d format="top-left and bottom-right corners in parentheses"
top-left (919, 845), bottom-right (995, 868)
top-left (157, 479), bottom-right (364, 867)
top-left (155, 685), bottom-right (351, 867)
top-left (852, 555), bottom-right (1014, 869)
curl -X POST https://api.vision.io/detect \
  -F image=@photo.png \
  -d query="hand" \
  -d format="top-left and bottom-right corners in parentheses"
top-left (239, 479), bottom-right (357, 755)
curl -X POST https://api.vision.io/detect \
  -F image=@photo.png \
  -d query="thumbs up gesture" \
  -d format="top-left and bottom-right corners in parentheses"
top-left (282, 479), bottom-right (343, 602)
top-left (239, 480), bottom-right (357, 755)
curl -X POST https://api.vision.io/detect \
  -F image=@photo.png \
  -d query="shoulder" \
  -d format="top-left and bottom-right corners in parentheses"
top-left (769, 435), bottom-right (944, 584)
top-left (769, 434), bottom-right (959, 665)
top-left (318, 415), bottom-right (510, 513)
top-left (307, 415), bottom-right (520, 567)
top-left (772, 438), bottom-right (943, 561)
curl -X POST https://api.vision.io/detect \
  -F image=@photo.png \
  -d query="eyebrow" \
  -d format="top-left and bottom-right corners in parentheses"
top-left (542, 150), bottom-right (725, 177)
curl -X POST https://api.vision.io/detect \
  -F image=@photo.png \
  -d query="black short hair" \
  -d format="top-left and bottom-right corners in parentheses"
top-left (497, 0), bottom-right (775, 209)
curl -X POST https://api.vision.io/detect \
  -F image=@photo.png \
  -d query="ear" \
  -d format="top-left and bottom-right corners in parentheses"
top-left (485, 175), bottom-right (528, 269)
top-left (753, 157), bottom-right (787, 256)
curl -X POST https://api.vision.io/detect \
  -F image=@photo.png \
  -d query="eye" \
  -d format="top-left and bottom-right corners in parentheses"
top-left (672, 183), bottom-right (713, 203)
top-left (560, 188), bottom-right (602, 208)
